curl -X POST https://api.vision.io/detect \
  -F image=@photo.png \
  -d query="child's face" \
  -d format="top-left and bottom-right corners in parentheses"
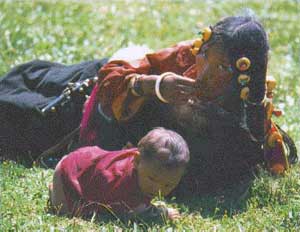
top-left (135, 156), bottom-right (185, 197)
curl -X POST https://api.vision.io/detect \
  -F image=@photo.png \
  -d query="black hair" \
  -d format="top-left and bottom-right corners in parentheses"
top-left (211, 16), bottom-right (269, 103)
top-left (137, 127), bottom-right (190, 167)
top-left (204, 16), bottom-right (269, 142)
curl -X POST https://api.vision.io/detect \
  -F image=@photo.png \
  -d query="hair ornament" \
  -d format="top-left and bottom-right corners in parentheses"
top-left (202, 27), bottom-right (212, 41)
top-left (191, 27), bottom-right (212, 56)
top-left (240, 87), bottom-right (249, 100)
top-left (266, 75), bottom-right (276, 93)
top-left (238, 74), bottom-right (251, 86)
top-left (236, 57), bottom-right (251, 71)
top-left (191, 39), bottom-right (202, 56)
top-left (265, 101), bottom-right (274, 121)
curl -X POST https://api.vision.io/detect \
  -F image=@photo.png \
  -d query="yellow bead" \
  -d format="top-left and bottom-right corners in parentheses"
top-left (193, 39), bottom-right (203, 48)
top-left (266, 75), bottom-right (276, 92)
top-left (240, 87), bottom-right (249, 100)
top-left (238, 74), bottom-right (251, 85)
top-left (236, 57), bottom-right (251, 71)
top-left (265, 101), bottom-right (274, 120)
top-left (202, 27), bottom-right (212, 41)
top-left (190, 47), bottom-right (199, 56)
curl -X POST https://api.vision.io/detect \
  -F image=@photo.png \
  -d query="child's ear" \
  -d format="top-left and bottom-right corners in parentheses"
top-left (122, 141), bottom-right (134, 149)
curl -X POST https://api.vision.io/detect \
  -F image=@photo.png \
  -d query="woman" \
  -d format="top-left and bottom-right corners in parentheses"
top-left (0, 15), bottom-right (294, 192)
top-left (79, 16), bottom-right (291, 194)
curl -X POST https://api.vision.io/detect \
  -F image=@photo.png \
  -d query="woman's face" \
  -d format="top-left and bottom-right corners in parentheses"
top-left (195, 44), bottom-right (233, 100)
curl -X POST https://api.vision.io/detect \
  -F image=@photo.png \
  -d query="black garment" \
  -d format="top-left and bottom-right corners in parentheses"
top-left (0, 59), bottom-right (107, 160)
top-left (92, 98), bottom-right (264, 194)
top-left (91, 98), bottom-right (175, 151)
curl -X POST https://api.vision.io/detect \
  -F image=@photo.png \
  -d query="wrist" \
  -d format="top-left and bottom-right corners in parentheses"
top-left (155, 73), bottom-right (172, 103)
top-left (139, 75), bottom-right (158, 96)
top-left (128, 74), bottom-right (144, 97)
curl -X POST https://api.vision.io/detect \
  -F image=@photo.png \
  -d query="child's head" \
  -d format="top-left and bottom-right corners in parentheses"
top-left (135, 127), bottom-right (190, 197)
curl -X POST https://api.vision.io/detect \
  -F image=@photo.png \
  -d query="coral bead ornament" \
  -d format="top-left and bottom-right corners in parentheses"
top-left (191, 27), bottom-right (212, 56)
top-left (267, 132), bottom-right (283, 148)
top-left (236, 57), bottom-right (251, 71)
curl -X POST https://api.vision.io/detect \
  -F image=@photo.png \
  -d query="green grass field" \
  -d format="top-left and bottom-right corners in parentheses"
top-left (1, 0), bottom-right (299, 231)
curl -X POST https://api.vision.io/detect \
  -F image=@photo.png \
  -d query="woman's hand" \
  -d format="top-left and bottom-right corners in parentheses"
top-left (139, 72), bottom-right (196, 104)
top-left (159, 72), bottom-right (196, 104)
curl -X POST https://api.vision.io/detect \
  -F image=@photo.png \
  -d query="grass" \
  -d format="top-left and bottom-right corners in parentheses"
top-left (1, 0), bottom-right (299, 231)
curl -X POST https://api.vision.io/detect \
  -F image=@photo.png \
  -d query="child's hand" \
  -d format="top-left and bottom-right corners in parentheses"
top-left (166, 207), bottom-right (181, 220)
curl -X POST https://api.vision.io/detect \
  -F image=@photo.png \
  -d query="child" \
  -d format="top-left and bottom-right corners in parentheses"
top-left (49, 127), bottom-right (190, 220)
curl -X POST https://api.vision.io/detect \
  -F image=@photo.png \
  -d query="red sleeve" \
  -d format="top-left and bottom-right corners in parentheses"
top-left (97, 40), bottom-right (196, 121)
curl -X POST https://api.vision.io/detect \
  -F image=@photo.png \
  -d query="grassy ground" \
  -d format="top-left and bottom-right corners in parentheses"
top-left (1, 0), bottom-right (299, 231)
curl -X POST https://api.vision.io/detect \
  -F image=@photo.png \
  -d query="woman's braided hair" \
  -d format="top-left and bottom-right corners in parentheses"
top-left (212, 16), bottom-right (269, 103)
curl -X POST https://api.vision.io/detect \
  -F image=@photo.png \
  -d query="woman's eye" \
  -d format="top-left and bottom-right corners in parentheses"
top-left (218, 64), bottom-right (232, 73)
top-left (218, 64), bottom-right (225, 71)
top-left (198, 51), bottom-right (207, 59)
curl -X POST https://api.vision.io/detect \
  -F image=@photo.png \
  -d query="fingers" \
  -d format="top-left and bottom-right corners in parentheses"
top-left (176, 76), bottom-right (196, 86)
top-left (173, 95), bottom-right (192, 105)
top-left (167, 208), bottom-right (181, 220)
top-left (167, 85), bottom-right (195, 105)
top-left (177, 84), bottom-right (197, 94)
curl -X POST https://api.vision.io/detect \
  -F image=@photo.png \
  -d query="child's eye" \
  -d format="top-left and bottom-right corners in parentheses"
top-left (148, 176), bottom-right (156, 182)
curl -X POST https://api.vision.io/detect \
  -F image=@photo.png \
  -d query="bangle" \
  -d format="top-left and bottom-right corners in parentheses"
top-left (129, 74), bottom-right (143, 97)
top-left (155, 72), bottom-right (173, 103)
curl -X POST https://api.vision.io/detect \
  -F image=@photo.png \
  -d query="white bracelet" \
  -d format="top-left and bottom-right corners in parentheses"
top-left (155, 72), bottom-right (174, 103)
top-left (128, 74), bottom-right (142, 97)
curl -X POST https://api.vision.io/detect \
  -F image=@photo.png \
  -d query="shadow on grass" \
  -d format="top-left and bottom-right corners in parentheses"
top-left (171, 176), bottom-right (254, 219)
top-left (0, 150), bottom-right (63, 169)
top-left (45, 201), bottom-right (169, 230)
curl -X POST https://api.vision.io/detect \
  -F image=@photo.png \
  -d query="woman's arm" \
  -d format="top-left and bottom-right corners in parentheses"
top-left (97, 40), bottom-right (197, 121)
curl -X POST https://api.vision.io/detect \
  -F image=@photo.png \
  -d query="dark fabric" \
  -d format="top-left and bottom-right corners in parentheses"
top-left (0, 59), bottom-right (107, 159)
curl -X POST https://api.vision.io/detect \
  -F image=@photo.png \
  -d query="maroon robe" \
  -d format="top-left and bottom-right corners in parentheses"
top-left (58, 146), bottom-right (151, 216)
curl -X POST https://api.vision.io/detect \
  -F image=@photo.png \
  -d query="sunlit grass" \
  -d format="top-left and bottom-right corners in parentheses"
top-left (1, 0), bottom-right (299, 231)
